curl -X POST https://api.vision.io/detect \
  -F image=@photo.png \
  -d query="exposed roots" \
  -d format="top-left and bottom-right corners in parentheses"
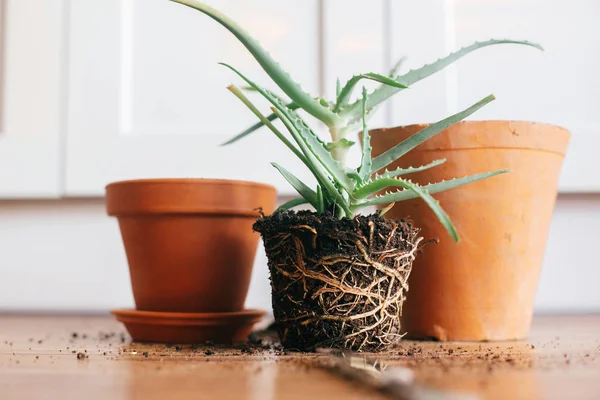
top-left (254, 210), bottom-right (422, 352)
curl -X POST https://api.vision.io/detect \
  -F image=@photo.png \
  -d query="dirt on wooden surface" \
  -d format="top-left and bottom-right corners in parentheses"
top-left (3, 316), bottom-right (599, 382)
top-left (254, 210), bottom-right (423, 352)
top-left (3, 315), bottom-right (600, 400)
top-left (57, 324), bottom-right (598, 375)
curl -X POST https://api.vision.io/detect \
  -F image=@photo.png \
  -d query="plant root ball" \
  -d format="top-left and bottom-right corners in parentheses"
top-left (254, 210), bottom-right (423, 352)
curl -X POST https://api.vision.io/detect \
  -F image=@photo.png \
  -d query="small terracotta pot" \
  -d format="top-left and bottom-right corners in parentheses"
top-left (106, 178), bottom-right (277, 313)
top-left (369, 121), bottom-right (569, 341)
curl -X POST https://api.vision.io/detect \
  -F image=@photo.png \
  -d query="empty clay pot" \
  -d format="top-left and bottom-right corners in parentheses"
top-left (106, 178), bottom-right (277, 313)
top-left (369, 121), bottom-right (569, 341)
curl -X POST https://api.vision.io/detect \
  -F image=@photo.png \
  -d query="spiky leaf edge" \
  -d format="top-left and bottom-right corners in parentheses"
top-left (334, 73), bottom-right (407, 112)
top-left (356, 170), bottom-right (509, 207)
top-left (357, 87), bottom-right (372, 183)
top-left (340, 39), bottom-right (543, 122)
top-left (377, 159), bottom-right (446, 179)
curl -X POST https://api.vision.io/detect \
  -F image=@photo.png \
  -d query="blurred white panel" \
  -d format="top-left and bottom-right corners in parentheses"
top-left (66, 0), bottom-right (320, 196)
top-left (128, 0), bottom-right (319, 135)
top-left (388, 0), bottom-right (451, 127)
top-left (0, 200), bottom-right (134, 311)
top-left (0, 0), bottom-right (63, 197)
top-left (453, 0), bottom-right (600, 192)
top-left (322, 0), bottom-right (387, 169)
top-left (322, 0), bottom-right (387, 128)
top-left (534, 194), bottom-right (600, 312)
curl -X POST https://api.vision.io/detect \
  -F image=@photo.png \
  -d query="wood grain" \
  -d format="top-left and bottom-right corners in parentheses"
top-left (0, 315), bottom-right (599, 399)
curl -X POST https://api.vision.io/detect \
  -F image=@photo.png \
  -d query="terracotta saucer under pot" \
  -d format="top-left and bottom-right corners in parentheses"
top-left (111, 309), bottom-right (266, 344)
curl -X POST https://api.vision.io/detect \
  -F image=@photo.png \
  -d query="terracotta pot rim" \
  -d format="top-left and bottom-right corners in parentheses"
top-left (371, 120), bottom-right (570, 134)
top-left (105, 178), bottom-right (276, 192)
top-left (369, 120), bottom-right (570, 156)
top-left (105, 178), bottom-right (277, 217)
top-left (110, 209), bottom-right (266, 217)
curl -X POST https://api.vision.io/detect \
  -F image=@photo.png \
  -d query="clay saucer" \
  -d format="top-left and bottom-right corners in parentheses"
top-left (111, 309), bottom-right (266, 344)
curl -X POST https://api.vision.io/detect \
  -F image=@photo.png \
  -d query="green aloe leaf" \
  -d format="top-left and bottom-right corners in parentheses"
top-left (239, 85), bottom-right (290, 103)
top-left (272, 106), bottom-right (352, 216)
top-left (334, 73), bottom-right (408, 112)
top-left (221, 64), bottom-right (341, 210)
top-left (327, 138), bottom-right (356, 151)
top-left (289, 114), bottom-right (356, 195)
top-left (371, 94), bottom-right (495, 173)
top-left (221, 101), bottom-right (300, 146)
top-left (378, 202), bottom-right (395, 217)
top-left (340, 39), bottom-right (543, 121)
top-left (272, 163), bottom-right (318, 208)
top-left (219, 62), bottom-right (355, 196)
top-left (277, 197), bottom-right (310, 211)
top-left (353, 176), bottom-right (404, 199)
top-left (316, 186), bottom-right (325, 214)
top-left (171, 0), bottom-right (342, 127)
top-left (221, 63), bottom-right (347, 212)
top-left (378, 159), bottom-right (446, 178)
top-left (346, 168), bottom-right (362, 185)
top-left (357, 87), bottom-right (372, 182)
top-left (353, 177), bottom-right (459, 241)
top-left (403, 181), bottom-right (458, 241)
top-left (357, 170), bottom-right (508, 207)
top-left (225, 85), bottom-right (306, 163)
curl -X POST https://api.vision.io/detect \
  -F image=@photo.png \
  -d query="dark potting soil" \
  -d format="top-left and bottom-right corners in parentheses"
top-left (254, 210), bottom-right (422, 352)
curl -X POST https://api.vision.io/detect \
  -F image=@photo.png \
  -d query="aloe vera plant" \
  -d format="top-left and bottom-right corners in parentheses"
top-left (171, 0), bottom-right (543, 241)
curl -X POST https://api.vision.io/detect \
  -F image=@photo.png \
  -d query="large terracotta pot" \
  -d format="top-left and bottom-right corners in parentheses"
top-left (106, 178), bottom-right (277, 313)
top-left (369, 121), bottom-right (569, 341)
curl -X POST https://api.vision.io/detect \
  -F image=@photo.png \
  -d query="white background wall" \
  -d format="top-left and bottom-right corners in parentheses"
top-left (0, 194), bottom-right (598, 313)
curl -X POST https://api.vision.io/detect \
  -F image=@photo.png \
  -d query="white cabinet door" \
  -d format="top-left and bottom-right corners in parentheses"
top-left (0, 0), bottom-right (64, 198)
top-left (388, 0), bottom-right (451, 129)
top-left (451, 0), bottom-right (600, 192)
top-left (321, 0), bottom-right (387, 169)
top-left (322, 0), bottom-right (387, 128)
top-left (388, 0), bottom-right (600, 192)
top-left (66, 0), bottom-right (320, 196)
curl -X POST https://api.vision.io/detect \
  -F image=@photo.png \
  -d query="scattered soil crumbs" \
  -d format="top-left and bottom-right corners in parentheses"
top-left (102, 326), bottom-right (594, 376)
top-left (114, 326), bottom-right (290, 359)
top-left (384, 343), bottom-right (540, 374)
top-left (2, 320), bottom-right (599, 381)
top-left (254, 210), bottom-right (422, 352)
top-left (109, 326), bottom-right (600, 379)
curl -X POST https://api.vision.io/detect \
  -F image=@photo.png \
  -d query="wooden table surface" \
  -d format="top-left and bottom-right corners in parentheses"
top-left (0, 314), bottom-right (599, 400)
